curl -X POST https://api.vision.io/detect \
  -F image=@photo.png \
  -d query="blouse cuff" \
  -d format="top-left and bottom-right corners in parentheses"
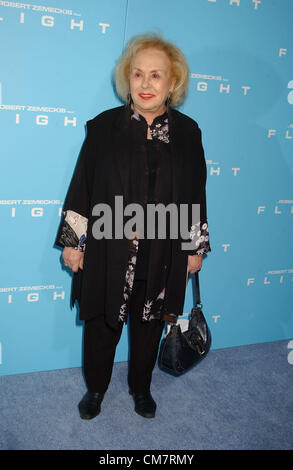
top-left (188, 221), bottom-right (211, 256)
top-left (56, 210), bottom-right (88, 252)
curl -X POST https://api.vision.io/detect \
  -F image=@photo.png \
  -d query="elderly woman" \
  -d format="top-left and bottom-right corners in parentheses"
top-left (55, 33), bottom-right (211, 420)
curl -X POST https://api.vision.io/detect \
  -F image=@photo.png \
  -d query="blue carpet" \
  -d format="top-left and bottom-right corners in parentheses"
top-left (0, 340), bottom-right (292, 450)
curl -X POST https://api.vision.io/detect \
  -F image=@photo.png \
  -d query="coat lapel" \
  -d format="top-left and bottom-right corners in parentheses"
top-left (112, 105), bottom-right (133, 204)
top-left (168, 108), bottom-right (184, 204)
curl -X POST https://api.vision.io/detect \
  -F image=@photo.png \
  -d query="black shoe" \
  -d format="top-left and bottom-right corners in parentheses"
top-left (78, 391), bottom-right (104, 420)
top-left (129, 389), bottom-right (156, 418)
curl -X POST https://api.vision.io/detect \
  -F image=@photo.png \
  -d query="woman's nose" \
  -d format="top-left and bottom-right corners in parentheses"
top-left (141, 75), bottom-right (150, 88)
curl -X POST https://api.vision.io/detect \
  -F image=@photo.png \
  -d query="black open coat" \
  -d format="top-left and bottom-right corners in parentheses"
top-left (55, 104), bottom-right (210, 330)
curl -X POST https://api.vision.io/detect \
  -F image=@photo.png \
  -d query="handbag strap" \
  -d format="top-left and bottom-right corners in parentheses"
top-left (195, 272), bottom-right (201, 306)
top-left (185, 266), bottom-right (202, 307)
top-left (165, 268), bottom-right (202, 325)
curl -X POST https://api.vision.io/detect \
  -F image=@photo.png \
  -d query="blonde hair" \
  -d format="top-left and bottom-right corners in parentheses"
top-left (114, 33), bottom-right (190, 107)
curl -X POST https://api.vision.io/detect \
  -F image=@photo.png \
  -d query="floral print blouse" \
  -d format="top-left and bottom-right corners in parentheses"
top-left (57, 104), bottom-right (211, 323)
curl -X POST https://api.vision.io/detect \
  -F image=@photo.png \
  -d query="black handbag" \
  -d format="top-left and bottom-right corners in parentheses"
top-left (158, 271), bottom-right (211, 376)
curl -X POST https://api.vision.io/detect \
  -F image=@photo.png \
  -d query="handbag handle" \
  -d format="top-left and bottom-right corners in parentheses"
top-left (165, 267), bottom-right (202, 326)
top-left (186, 264), bottom-right (202, 308)
top-left (195, 271), bottom-right (202, 307)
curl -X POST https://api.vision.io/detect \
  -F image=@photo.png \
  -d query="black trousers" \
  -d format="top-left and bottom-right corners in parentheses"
top-left (83, 279), bottom-right (165, 395)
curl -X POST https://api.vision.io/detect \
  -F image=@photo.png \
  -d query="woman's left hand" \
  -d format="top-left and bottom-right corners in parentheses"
top-left (188, 254), bottom-right (203, 274)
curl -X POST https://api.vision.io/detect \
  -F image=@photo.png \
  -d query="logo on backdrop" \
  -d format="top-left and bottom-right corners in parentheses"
top-left (0, 284), bottom-right (65, 304)
top-left (0, 1), bottom-right (110, 33)
top-left (0, 102), bottom-right (78, 127)
top-left (205, 161), bottom-right (241, 178)
top-left (0, 79), bottom-right (77, 126)
top-left (257, 199), bottom-right (293, 216)
top-left (0, 200), bottom-right (63, 217)
top-left (267, 124), bottom-right (293, 140)
top-left (247, 268), bottom-right (293, 287)
top-left (0, 2), bottom-right (111, 127)
top-left (207, 0), bottom-right (262, 10)
top-left (190, 72), bottom-right (251, 98)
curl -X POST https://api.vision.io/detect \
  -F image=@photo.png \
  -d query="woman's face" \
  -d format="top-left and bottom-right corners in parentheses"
top-left (129, 47), bottom-right (175, 120)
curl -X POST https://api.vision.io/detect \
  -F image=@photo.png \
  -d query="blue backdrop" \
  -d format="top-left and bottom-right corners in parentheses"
top-left (0, 0), bottom-right (292, 376)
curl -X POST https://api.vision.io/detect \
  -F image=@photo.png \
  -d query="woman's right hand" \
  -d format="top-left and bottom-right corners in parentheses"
top-left (62, 247), bottom-right (84, 272)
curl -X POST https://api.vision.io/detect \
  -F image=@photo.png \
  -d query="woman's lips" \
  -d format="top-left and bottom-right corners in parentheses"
top-left (138, 93), bottom-right (155, 100)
